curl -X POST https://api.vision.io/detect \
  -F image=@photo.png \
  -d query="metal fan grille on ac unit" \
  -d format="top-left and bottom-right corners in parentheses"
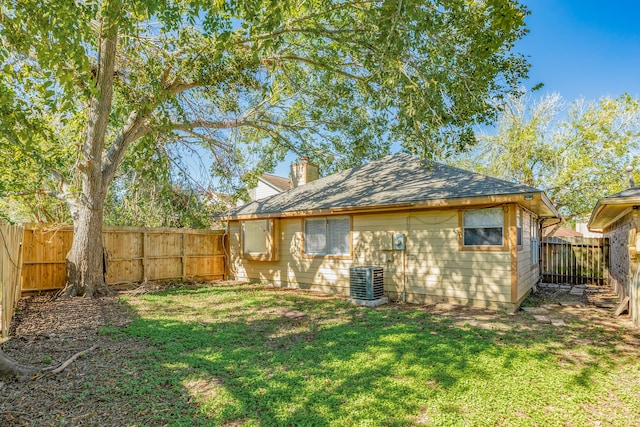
top-left (349, 266), bottom-right (384, 300)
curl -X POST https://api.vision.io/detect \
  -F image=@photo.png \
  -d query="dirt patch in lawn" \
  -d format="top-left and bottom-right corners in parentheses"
top-left (0, 294), bottom-right (148, 426)
top-left (1, 281), bottom-right (639, 426)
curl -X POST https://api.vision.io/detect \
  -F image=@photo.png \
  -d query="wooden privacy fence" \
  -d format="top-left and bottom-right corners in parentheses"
top-left (541, 237), bottom-right (608, 285)
top-left (1, 222), bottom-right (24, 339)
top-left (22, 226), bottom-right (226, 292)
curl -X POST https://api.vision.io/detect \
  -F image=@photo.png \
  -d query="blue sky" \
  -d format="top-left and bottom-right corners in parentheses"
top-left (272, 1), bottom-right (640, 177)
top-left (519, 0), bottom-right (640, 101)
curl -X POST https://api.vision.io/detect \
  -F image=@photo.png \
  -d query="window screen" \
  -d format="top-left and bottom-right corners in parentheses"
top-left (463, 208), bottom-right (504, 246)
top-left (243, 220), bottom-right (269, 254)
top-left (327, 217), bottom-right (350, 256)
top-left (516, 209), bottom-right (523, 246)
top-left (304, 216), bottom-right (350, 255)
top-left (304, 218), bottom-right (327, 254)
top-left (531, 220), bottom-right (539, 265)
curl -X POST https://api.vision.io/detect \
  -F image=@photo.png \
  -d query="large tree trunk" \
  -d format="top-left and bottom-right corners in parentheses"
top-left (63, 202), bottom-right (109, 298)
top-left (61, 1), bottom-right (120, 298)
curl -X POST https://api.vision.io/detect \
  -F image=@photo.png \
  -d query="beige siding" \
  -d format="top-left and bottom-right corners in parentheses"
top-left (230, 207), bottom-right (520, 310)
top-left (516, 210), bottom-right (540, 302)
top-left (353, 212), bottom-right (512, 307)
top-left (229, 219), bottom-right (353, 295)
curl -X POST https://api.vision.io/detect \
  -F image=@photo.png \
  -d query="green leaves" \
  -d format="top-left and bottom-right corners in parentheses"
top-left (453, 93), bottom-right (640, 221)
top-left (1, 0), bottom-right (531, 224)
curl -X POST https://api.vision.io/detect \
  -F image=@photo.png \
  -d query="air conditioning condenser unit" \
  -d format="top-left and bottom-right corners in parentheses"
top-left (349, 266), bottom-right (384, 300)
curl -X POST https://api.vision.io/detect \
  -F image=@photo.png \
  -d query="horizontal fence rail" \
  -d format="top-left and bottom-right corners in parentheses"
top-left (541, 237), bottom-right (608, 285)
top-left (1, 222), bottom-right (24, 339)
top-left (21, 226), bottom-right (226, 292)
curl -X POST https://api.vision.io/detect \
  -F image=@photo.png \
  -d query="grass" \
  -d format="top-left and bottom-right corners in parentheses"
top-left (100, 283), bottom-right (639, 426)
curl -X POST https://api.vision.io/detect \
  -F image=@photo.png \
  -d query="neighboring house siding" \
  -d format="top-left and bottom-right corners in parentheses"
top-left (229, 207), bottom-right (525, 310)
top-left (249, 181), bottom-right (283, 202)
top-left (603, 211), bottom-right (634, 299)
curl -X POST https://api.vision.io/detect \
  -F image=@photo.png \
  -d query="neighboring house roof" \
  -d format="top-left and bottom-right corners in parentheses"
top-left (205, 190), bottom-right (235, 209)
top-left (260, 173), bottom-right (290, 192)
top-left (223, 154), bottom-right (558, 220)
top-left (544, 226), bottom-right (583, 238)
top-left (588, 186), bottom-right (640, 231)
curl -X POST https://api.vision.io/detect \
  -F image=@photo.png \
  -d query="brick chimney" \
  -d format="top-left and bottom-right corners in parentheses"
top-left (290, 157), bottom-right (319, 188)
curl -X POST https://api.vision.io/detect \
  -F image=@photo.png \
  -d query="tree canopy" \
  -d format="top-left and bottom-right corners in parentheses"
top-left (0, 0), bottom-right (531, 295)
top-left (452, 93), bottom-right (640, 222)
top-left (1, 0), bottom-right (531, 208)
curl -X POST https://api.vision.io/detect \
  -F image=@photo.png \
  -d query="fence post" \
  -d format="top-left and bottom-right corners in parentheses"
top-left (142, 231), bottom-right (148, 282)
top-left (181, 231), bottom-right (186, 280)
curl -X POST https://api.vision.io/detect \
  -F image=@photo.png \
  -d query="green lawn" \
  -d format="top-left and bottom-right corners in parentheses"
top-left (101, 283), bottom-right (639, 426)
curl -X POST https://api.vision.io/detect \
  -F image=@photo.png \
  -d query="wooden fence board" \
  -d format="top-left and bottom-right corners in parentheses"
top-left (107, 259), bottom-right (143, 284)
top-left (146, 232), bottom-right (183, 258)
top-left (104, 231), bottom-right (143, 259)
top-left (541, 237), bottom-right (608, 285)
top-left (1, 222), bottom-right (24, 339)
top-left (21, 226), bottom-right (225, 291)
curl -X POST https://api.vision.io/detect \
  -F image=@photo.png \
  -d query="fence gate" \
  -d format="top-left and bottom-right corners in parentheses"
top-left (541, 237), bottom-right (608, 285)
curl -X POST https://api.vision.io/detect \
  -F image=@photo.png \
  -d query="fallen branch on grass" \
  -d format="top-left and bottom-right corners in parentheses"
top-left (0, 345), bottom-right (99, 381)
top-left (44, 345), bottom-right (99, 375)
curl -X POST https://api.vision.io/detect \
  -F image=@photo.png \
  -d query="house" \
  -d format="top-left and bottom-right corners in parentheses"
top-left (575, 222), bottom-right (603, 238)
top-left (543, 226), bottom-right (583, 238)
top-left (587, 187), bottom-right (640, 327)
top-left (222, 154), bottom-right (558, 311)
top-left (247, 173), bottom-right (292, 202)
top-left (204, 190), bottom-right (236, 210)
top-left (246, 157), bottom-right (319, 203)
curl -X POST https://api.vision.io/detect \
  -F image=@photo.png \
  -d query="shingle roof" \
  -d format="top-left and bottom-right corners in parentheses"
top-left (587, 186), bottom-right (640, 231)
top-left (260, 173), bottom-right (290, 192)
top-left (225, 153), bottom-right (552, 219)
top-left (601, 186), bottom-right (640, 200)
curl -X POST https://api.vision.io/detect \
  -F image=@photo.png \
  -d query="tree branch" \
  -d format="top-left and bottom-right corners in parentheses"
top-left (168, 118), bottom-right (247, 132)
top-left (261, 55), bottom-right (368, 81)
top-left (102, 110), bottom-right (151, 188)
top-left (1, 189), bottom-right (59, 199)
top-left (166, 81), bottom-right (200, 95)
top-left (235, 1), bottom-right (376, 45)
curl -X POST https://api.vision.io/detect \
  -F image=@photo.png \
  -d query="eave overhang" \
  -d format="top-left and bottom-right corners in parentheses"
top-left (221, 191), bottom-right (559, 221)
top-left (587, 196), bottom-right (640, 232)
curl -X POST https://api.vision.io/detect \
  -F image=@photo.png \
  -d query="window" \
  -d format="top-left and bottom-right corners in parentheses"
top-left (516, 209), bottom-right (523, 247)
top-left (242, 219), bottom-right (277, 261)
top-left (304, 216), bottom-right (351, 256)
top-left (462, 207), bottom-right (505, 247)
top-left (531, 219), bottom-right (539, 265)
